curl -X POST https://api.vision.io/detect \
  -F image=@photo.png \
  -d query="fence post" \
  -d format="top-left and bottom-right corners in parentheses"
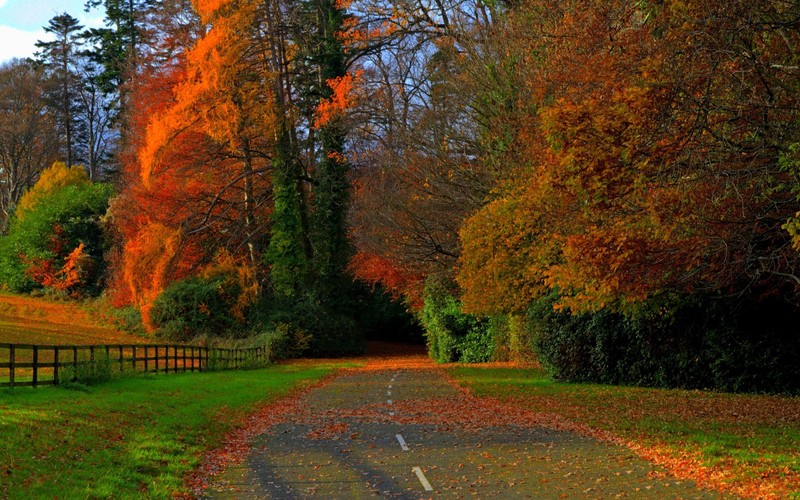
top-left (9, 344), bottom-right (14, 388)
top-left (144, 346), bottom-right (149, 372)
top-left (32, 345), bottom-right (38, 388)
top-left (118, 345), bottom-right (123, 373)
top-left (53, 346), bottom-right (60, 385)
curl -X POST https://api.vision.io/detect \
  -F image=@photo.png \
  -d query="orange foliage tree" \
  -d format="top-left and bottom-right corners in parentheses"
top-left (458, 0), bottom-right (800, 314)
top-left (109, 0), bottom-right (277, 326)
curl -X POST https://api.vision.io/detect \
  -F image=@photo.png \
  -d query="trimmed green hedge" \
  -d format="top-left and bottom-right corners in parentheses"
top-left (530, 294), bottom-right (800, 394)
top-left (420, 277), bottom-right (493, 363)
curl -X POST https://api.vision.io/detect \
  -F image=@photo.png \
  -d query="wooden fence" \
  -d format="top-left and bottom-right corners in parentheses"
top-left (0, 343), bottom-right (268, 388)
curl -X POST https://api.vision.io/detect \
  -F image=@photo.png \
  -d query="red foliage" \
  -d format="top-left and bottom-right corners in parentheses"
top-left (21, 225), bottom-right (90, 295)
top-left (459, 0), bottom-right (800, 313)
top-left (349, 251), bottom-right (424, 307)
top-left (108, 4), bottom-right (275, 323)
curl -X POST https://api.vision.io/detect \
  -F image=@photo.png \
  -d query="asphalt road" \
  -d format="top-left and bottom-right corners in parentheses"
top-left (204, 359), bottom-right (723, 499)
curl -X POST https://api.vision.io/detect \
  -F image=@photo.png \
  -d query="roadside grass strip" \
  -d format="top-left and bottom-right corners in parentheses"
top-left (0, 363), bottom-right (342, 498)
top-left (448, 366), bottom-right (800, 499)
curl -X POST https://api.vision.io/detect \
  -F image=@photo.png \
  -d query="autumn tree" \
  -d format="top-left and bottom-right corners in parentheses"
top-left (346, 0), bottom-right (494, 303)
top-left (0, 162), bottom-right (112, 295)
top-left (458, 0), bottom-right (800, 313)
top-left (0, 60), bottom-right (59, 228)
top-left (111, 0), bottom-right (276, 325)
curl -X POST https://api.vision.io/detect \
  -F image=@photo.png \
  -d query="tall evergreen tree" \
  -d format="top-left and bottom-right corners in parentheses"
top-left (35, 13), bottom-right (84, 168)
top-left (83, 0), bottom-right (154, 95)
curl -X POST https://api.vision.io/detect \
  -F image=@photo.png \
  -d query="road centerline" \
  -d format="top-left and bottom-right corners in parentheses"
top-left (396, 434), bottom-right (409, 451)
top-left (412, 466), bottom-right (433, 491)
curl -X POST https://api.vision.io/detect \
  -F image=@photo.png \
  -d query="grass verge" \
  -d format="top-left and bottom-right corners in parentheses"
top-left (448, 366), bottom-right (800, 499)
top-left (0, 292), bottom-right (146, 345)
top-left (0, 363), bottom-right (348, 498)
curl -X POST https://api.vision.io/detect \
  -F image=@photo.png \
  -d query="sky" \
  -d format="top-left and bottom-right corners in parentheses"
top-left (0, 0), bottom-right (104, 65)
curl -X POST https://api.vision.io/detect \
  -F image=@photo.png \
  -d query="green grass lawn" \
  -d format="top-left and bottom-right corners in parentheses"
top-left (0, 363), bottom-right (344, 498)
top-left (448, 366), bottom-right (800, 498)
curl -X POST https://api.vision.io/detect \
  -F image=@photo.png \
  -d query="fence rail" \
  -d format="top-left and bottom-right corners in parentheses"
top-left (0, 342), bottom-right (268, 388)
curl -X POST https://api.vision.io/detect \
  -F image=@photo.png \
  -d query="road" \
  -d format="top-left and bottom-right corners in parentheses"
top-left (203, 348), bottom-right (722, 499)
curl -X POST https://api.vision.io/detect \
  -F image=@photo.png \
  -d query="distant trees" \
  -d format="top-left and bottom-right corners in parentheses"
top-left (0, 60), bottom-right (59, 228)
top-left (32, 13), bottom-right (118, 181)
top-left (35, 13), bottom-right (84, 169)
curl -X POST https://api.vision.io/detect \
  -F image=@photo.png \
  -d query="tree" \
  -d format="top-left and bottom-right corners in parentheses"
top-left (0, 162), bottom-right (112, 295)
top-left (346, 0), bottom-right (505, 305)
top-left (83, 0), bottom-right (156, 95)
top-left (458, 0), bottom-right (800, 314)
top-left (35, 13), bottom-right (84, 168)
top-left (110, 0), bottom-right (276, 324)
top-left (0, 60), bottom-right (59, 228)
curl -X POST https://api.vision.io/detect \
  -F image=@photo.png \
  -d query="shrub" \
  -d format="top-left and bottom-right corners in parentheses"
top-left (248, 292), bottom-right (366, 358)
top-left (0, 163), bottom-right (112, 295)
top-left (529, 293), bottom-right (800, 394)
top-left (266, 323), bottom-right (312, 360)
top-left (58, 350), bottom-right (117, 388)
top-left (420, 277), bottom-right (493, 363)
top-left (150, 276), bottom-right (239, 341)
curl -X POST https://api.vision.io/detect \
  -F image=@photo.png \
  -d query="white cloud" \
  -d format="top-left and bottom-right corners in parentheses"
top-left (0, 25), bottom-right (44, 64)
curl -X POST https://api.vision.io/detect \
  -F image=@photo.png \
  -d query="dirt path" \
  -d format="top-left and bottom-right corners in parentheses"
top-left (200, 345), bottom-right (724, 499)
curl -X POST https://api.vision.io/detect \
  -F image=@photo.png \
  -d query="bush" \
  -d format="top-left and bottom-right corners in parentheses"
top-left (420, 277), bottom-right (493, 363)
top-left (479, 314), bottom-right (538, 363)
top-left (266, 323), bottom-right (312, 360)
top-left (150, 276), bottom-right (239, 341)
top-left (0, 163), bottom-right (112, 295)
top-left (529, 293), bottom-right (800, 394)
top-left (58, 350), bottom-right (118, 388)
top-left (248, 291), bottom-right (366, 358)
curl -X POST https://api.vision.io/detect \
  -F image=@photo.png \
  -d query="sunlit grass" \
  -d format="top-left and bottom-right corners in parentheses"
top-left (0, 293), bottom-right (146, 346)
top-left (449, 366), bottom-right (800, 498)
top-left (0, 363), bottom-right (344, 497)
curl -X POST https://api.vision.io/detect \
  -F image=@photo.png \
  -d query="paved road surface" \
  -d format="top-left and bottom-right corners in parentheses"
top-left (204, 350), bottom-right (722, 499)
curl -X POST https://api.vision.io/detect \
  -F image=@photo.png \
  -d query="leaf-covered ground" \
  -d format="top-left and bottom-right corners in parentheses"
top-left (448, 366), bottom-right (800, 499)
top-left (0, 293), bottom-right (145, 345)
top-left (197, 349), bottom-right (720, 498)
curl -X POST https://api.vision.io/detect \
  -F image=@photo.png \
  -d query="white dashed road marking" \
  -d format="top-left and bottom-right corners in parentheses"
top-left (396, 434), bottom-right (409, 451)
top-left (412, 467), bottom-right (433, 491)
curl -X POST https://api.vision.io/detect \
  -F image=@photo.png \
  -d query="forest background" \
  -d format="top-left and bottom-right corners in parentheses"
top-left (0, 0), bottom-right (798, 393)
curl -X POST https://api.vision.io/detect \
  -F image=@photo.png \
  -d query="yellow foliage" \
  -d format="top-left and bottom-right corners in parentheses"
top-left (201, 249), bottom-right (259, 321)
top-left (17, 162), bottom-right (90, 219)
